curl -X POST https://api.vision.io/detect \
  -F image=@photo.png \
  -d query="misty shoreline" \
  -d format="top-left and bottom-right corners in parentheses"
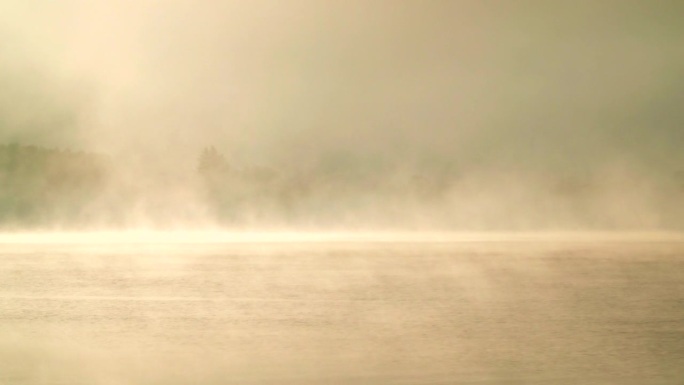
top-left (1, 143), bottom-right (683, 231)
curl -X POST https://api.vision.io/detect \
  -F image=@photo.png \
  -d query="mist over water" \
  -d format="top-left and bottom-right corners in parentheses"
top-left (1, 2), bottom-right (684, 384)
top-left (0, 1), bottom-right (682, 230)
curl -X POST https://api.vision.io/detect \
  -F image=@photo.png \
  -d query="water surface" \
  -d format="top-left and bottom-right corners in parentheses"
top-left (1, 238), bottom-right (683, 384)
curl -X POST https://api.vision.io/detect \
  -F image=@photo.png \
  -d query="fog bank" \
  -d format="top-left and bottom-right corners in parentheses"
top-left (0, 1), bottom-right (682, 230)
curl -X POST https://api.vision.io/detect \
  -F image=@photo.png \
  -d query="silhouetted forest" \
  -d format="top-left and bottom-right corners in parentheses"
top-left (0, 143), bottom-right (682, 229)
top-left (0, 144), bottom-right (110, 227)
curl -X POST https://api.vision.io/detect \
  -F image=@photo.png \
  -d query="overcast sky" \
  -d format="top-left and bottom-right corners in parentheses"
top-left (1, 1), bottom-right (682, 176)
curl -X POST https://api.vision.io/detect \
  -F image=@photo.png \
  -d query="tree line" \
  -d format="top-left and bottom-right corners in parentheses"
top-left (0, 143), bottom-right (682, 229)
top-left (0, 144), bottom-right (109, 226)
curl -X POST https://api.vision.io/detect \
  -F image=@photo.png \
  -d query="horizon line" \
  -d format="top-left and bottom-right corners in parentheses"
top-left (0, 230), bottom-right (682, 244)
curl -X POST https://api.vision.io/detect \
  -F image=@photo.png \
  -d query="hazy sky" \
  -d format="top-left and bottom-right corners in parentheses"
top-left (1, 1), bottom-right (682, 175)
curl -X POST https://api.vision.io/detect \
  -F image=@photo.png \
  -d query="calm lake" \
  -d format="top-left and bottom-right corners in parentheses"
top-left (1, 237), bottom-right (683, 384)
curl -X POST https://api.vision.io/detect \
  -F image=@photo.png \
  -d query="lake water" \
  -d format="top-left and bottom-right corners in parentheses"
top-left (1, 237), bottom-right (683, 384)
